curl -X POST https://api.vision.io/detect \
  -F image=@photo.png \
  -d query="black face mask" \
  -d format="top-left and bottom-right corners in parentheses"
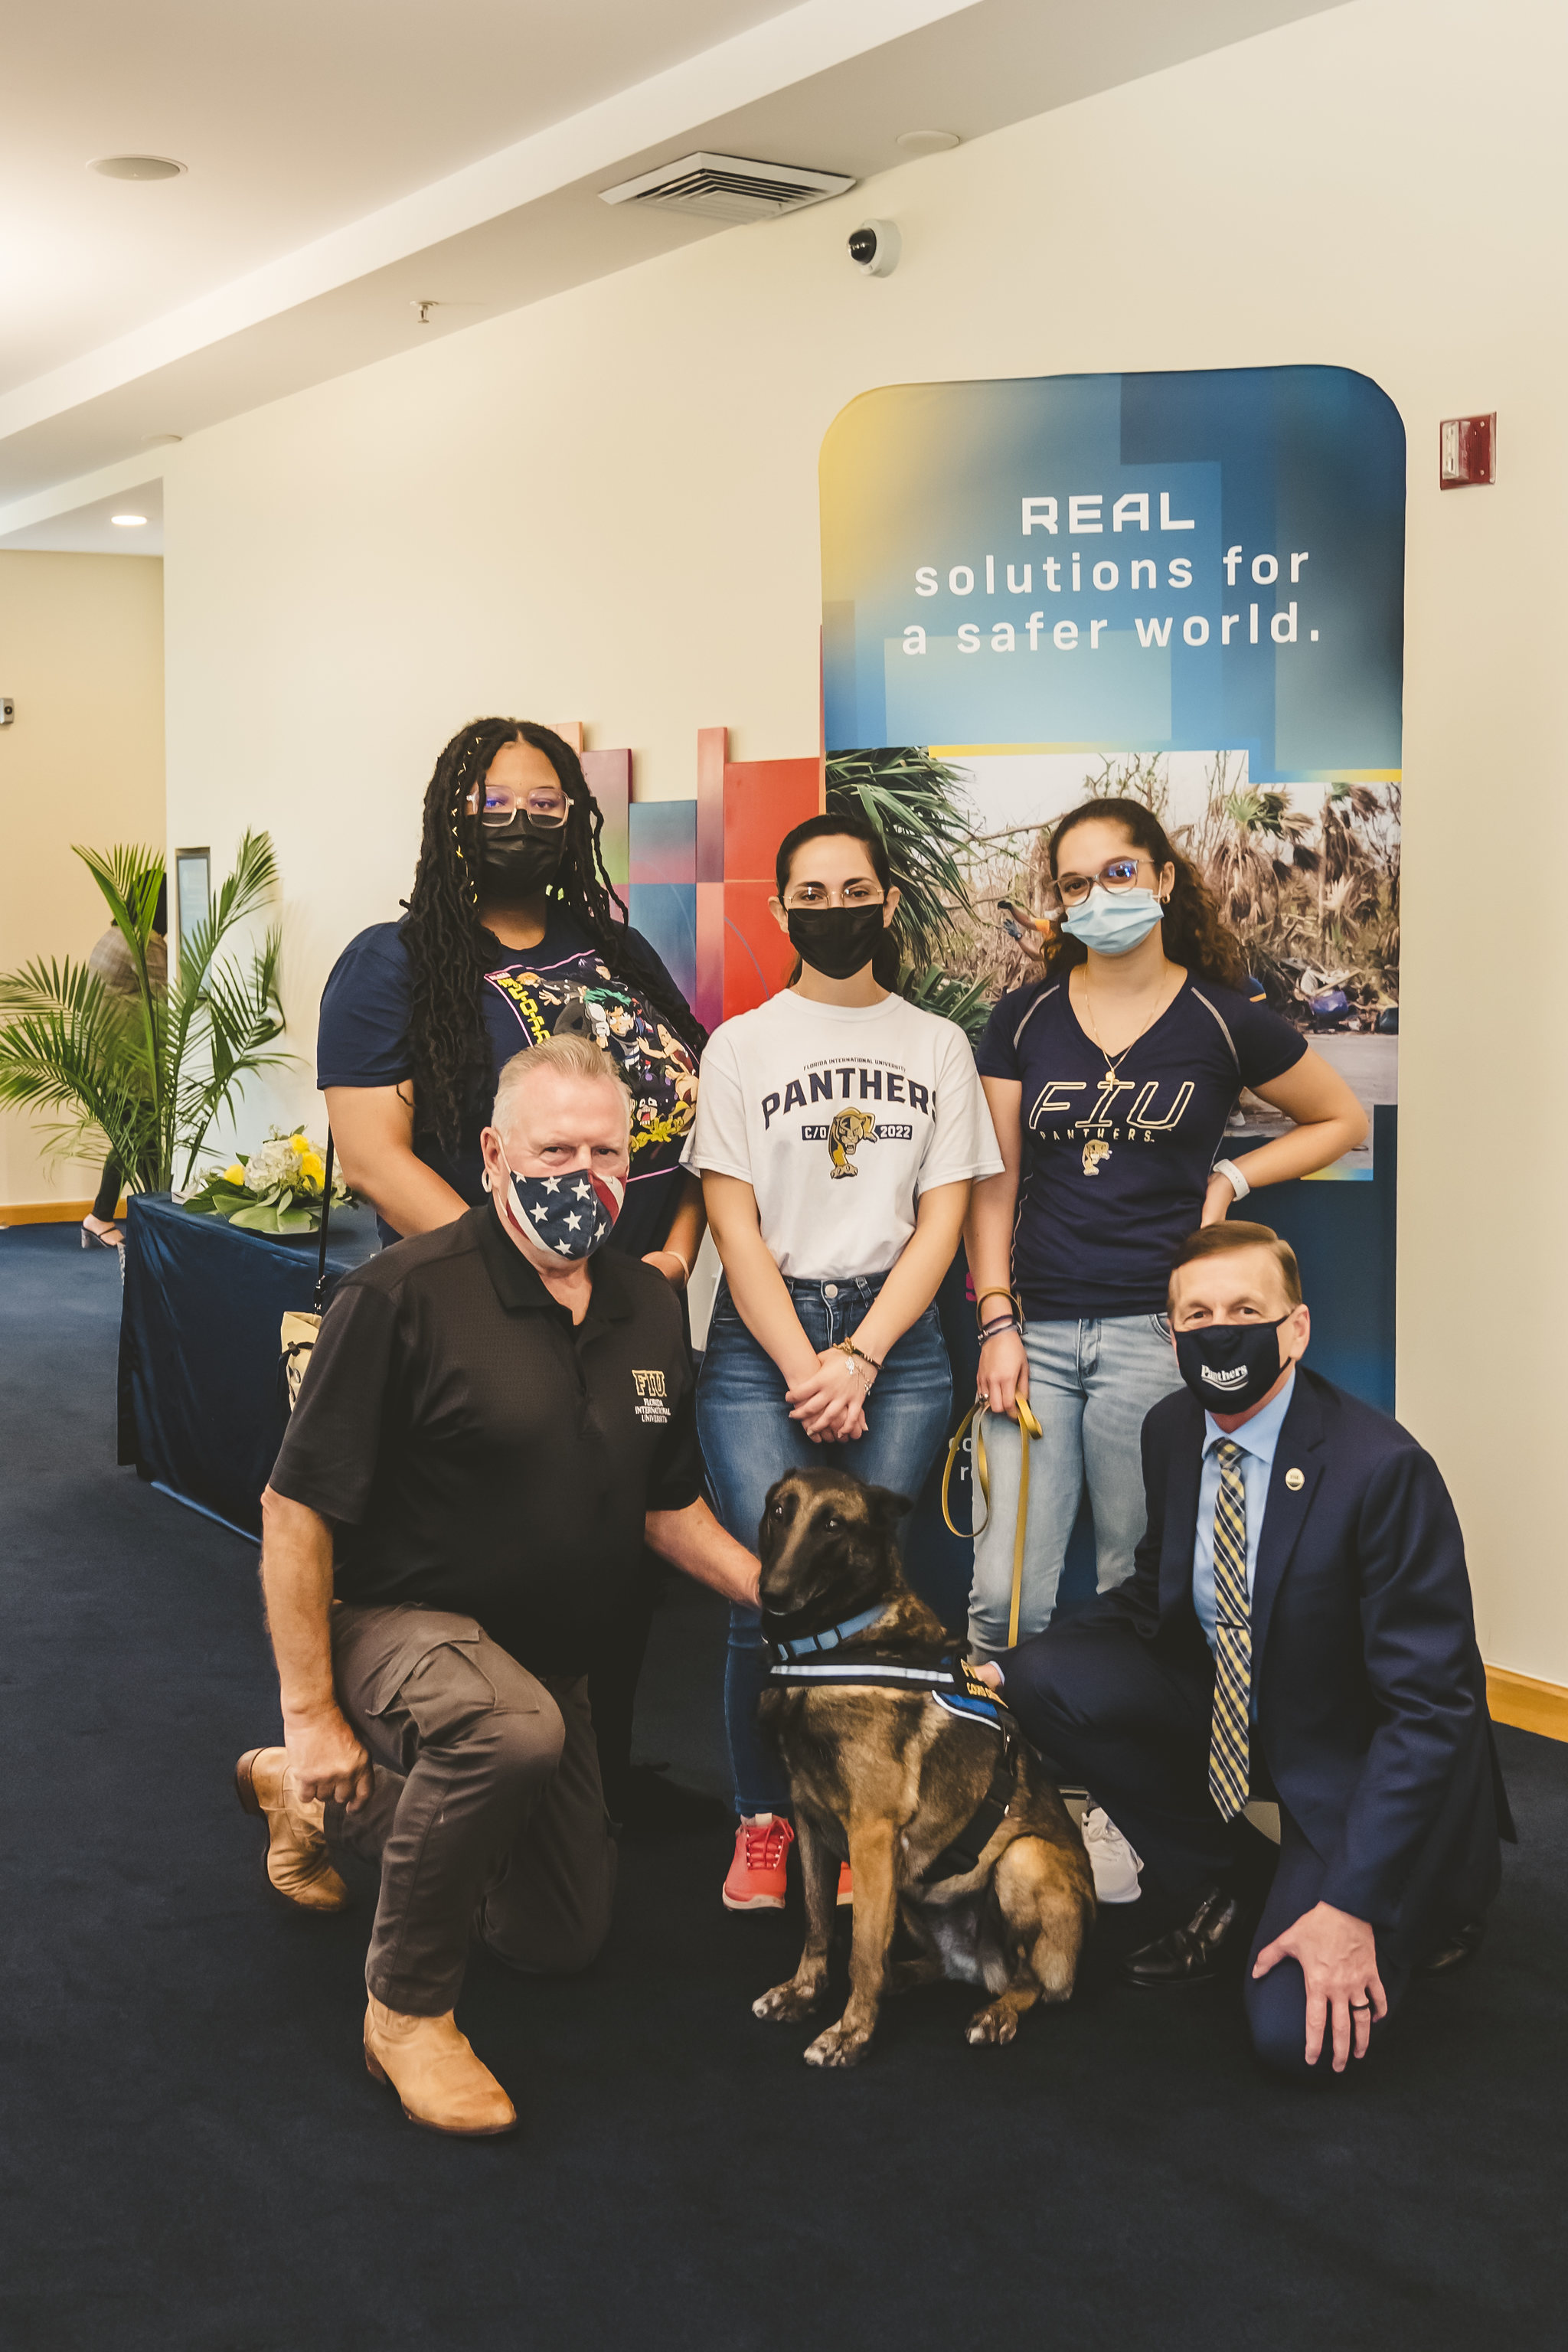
top-left (787, 903), bottom-right (887, 981)
top-left (479, 822), bottom-right (567, 898)
top-left (1174, 1316), bottom-right (1289, 1415)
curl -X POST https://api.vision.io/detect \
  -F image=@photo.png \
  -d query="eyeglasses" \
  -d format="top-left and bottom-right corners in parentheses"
top-left (780, 882), bottom-right (886, 908)
top-left (1043, 854), bottom-right (1154, 914)
top-left (467, 782), bottom-right (570, 830)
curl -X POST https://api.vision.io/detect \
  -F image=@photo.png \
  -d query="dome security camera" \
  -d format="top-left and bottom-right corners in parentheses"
top-left (848, 219), bottom-right (901, 278)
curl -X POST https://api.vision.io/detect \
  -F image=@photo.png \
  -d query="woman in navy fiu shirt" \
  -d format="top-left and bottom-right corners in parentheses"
top-left (964, 794), bottom-right (1366, 1668)
top-left (317, 716), bottom-right (707, 1825)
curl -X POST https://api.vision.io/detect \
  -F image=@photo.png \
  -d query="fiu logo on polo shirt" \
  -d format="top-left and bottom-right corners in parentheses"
top-left (632, 1369), bottom-right (671, 1426)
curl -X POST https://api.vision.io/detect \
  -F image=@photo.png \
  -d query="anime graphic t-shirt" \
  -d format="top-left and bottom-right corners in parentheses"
top-left (683, 989), bottom-right (1002, 1282)
top-left (316, 913), bottom-right (699, 1256)
top-left (972, 971), bottom-right (1307, 1319)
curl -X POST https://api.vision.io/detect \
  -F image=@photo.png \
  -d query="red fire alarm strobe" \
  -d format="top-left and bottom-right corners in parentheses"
top-left (1439, 414), bottom-right (1495, 488)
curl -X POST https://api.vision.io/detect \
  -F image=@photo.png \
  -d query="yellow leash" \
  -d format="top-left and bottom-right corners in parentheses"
top-left (941, 1394), bottom-right (1044, 1649)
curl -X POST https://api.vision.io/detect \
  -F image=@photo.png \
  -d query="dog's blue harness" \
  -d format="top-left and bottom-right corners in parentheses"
top-left (765, 1609), bottom-right (1012, 1734)
top-left (763, 1610), bottom-right (1019, 1883)
top-left (769, 1605), bottom-right (887, 1660)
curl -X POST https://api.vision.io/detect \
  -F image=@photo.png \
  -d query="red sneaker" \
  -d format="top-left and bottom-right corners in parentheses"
top-left (723, 1814), bottom-right (794, 1910)
top-left (837, 1863), bottom-right (853, 1907)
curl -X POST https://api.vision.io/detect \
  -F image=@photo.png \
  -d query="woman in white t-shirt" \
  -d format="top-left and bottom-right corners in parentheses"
top-left (684, 811), bottom-right (1003, 1912)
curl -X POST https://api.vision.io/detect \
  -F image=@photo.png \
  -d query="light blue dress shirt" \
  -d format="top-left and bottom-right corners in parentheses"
top-left (1191, 1367), bottom-right (1297, 1654)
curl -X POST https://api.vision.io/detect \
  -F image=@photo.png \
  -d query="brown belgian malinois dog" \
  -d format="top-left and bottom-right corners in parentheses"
top-left (752, 1466), bottom-right (1094, 2067)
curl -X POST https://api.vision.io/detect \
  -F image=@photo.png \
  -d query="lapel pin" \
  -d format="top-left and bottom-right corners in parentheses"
top-left (1285, 1467), bottom-right (1305, 1491)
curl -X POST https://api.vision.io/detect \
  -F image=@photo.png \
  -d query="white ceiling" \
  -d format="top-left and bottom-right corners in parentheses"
top-left (0, 480), bottom-right (163, 556)
top-left (1, 0), bottom-right (799, 394)
top-left (0, 0), bottom-right (1348, 534)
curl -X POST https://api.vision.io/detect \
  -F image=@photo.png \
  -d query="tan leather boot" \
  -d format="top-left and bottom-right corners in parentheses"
top-left (234, 1746), bottom-right (350, 1913)
top-left (364, 1999), bottom-right (518, 2136)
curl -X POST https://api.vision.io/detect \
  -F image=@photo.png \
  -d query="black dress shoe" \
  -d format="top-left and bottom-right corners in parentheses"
top-left (1419, 1916), bottom-right (1485, 1975)
top-left (1123, 1885), bottom-right (1254, 1987)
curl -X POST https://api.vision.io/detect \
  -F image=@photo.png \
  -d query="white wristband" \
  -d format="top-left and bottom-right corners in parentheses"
top-left (1213, 1158), bottom-right (1250, 1203)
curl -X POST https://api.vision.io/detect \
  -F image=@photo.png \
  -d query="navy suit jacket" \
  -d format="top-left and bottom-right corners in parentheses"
top-left (1119, 1367), bottom-right (1511, 1951)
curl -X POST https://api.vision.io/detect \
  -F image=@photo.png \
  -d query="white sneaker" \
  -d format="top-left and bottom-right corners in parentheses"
top-left (1081, 1804), bottom-right (1143, 1903)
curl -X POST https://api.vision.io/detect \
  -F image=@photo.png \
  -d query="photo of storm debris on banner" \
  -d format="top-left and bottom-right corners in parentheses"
top-left (827, 743), bottom-right (1398, 1181)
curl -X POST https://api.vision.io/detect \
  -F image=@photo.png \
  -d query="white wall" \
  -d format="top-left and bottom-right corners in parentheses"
top-left (0, 550), bottom-right (165, 1209)
top-left (163, 0), bottom-right (1568, 1684)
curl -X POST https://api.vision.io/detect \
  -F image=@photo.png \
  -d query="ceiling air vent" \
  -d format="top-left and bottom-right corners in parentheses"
top-left (599, 152), bottom-right (855, 225)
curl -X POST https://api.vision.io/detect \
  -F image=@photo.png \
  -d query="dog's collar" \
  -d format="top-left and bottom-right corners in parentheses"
top-left (766, 1603), bottom-right (888, 1661)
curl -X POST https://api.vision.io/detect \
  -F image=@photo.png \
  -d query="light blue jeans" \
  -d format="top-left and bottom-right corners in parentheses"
top-left (697, 1273), bottom-right (953, 1817)
top-left (965, 1313), bottom-right (1184, 1666)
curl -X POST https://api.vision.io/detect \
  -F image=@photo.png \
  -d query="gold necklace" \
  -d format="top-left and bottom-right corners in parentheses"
top-left (1080, 962), bottom-right (1179, 1077)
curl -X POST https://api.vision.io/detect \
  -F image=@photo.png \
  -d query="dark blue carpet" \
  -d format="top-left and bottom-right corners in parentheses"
top-left (2, 1222), bottom-right (1565, 2350)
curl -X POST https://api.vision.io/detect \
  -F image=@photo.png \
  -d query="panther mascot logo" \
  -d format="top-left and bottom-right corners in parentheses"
top-left (827, 1107), bottom-right (879, 1179)
top-left (1081, 1138), bottom-right (1112, 1178)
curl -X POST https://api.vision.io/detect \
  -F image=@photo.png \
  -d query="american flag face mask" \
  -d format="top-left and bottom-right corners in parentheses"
top-left (495, 1152), bottom-right (625, 1260)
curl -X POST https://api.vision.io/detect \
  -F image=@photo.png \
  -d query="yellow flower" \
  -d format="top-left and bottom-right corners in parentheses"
top-left (289, 1131), bottom-right (309, 1155)
top-left (223, 1163), bottom-right (247, 1185)
top-left (299, 1152), bottom-right (325, 1184)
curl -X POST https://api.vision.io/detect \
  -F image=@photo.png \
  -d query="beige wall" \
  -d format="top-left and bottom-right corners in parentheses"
top-left (0, 550), bottom-right (165, 1207)
top-left (162, 0), bottom-right (1568, 1681)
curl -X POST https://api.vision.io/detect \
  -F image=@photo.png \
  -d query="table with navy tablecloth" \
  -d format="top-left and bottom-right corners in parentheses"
top-left (117, 1191), bottom-right (383, 1540)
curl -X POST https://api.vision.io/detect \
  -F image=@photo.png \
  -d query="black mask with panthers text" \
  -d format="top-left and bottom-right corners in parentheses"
top-left (1174, 1315), bottom-right (1289, 1415)
top-left (787, 903), bottom-right (887, 981)
top-left (479, 822), bottom-right (567, 898)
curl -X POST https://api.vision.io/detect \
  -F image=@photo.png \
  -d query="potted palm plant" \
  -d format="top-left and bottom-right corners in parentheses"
top-left (0, 831), bottom-right (289, 1203)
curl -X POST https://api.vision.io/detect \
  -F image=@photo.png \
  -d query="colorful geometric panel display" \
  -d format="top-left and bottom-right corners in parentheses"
top-left (582, 746), bottom-right (631, 890)
top-left (616, 732), bottom-right (822, 1033)
top-left (720, 880), bottom-right (795, 1022)
top-left (628, 799), bottom-right (697, 1004)
top-left (626, 883), bottom-right (697, 1003)
top-left (720, 754), bottom-right (820, 1021)
top-left (722, 758), bottom-right (822, 884)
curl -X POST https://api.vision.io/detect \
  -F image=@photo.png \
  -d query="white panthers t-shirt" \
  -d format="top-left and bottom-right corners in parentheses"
top-left (682, 989), bottom-right (1003, 1281)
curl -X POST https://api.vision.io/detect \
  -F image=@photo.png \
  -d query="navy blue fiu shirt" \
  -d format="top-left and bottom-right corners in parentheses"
top-left (317, 913), bottom-right (699, 1256)
top-left (972, 972), bottom-right (1305, 1319)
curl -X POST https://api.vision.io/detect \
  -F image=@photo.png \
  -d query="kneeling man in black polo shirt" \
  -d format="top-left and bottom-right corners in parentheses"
top-left (237, 1034), bottom-right (759, 2138)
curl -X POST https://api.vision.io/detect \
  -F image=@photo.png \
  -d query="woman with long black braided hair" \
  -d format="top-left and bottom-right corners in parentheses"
top-left (319, 716), bottom-right (705, 1273)
top-left (318, 719), bottom-right (712, 1829)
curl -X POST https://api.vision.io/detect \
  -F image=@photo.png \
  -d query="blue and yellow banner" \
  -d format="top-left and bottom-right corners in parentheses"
top-left (822, 366), bottom-right (1403, 779)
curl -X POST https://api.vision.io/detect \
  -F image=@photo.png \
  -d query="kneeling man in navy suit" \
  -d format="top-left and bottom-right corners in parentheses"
top-left (989, 1220), bottom-right (1512, 2079)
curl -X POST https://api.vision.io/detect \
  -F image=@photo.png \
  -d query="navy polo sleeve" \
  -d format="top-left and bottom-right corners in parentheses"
top-left (317, 923), bottom-right (415, 1090)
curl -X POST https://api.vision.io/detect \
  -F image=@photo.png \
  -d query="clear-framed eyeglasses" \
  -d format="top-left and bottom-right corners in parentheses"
top-left (1043, 854), bottom-right (1158, 916)
top-left (467, 780), bottom-right (570, 831)
top-left (779, 879), bottom-right (887, 909)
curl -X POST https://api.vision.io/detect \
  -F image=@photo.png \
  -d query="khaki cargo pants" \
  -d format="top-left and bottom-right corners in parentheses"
top-left (324, 1602), bottom-right (617, 2015)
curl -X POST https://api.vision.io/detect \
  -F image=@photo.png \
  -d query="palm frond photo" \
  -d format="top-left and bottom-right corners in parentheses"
top-left (827, 747), bottom-right (976, 969)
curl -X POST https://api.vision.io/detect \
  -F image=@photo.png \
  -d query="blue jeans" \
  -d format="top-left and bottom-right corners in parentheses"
top-left (966, 1313), bottom-right (1184, 1664)
top-left (697, 1273), bottom-right (954, 1817)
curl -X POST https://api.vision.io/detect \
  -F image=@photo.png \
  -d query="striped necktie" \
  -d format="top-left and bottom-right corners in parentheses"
top-left (1207, 1438), bottom-right (1252, 1821)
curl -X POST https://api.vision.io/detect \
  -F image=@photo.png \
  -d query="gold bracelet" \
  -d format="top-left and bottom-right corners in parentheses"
top-left (974, 1286), bottom-right (1023, 1331)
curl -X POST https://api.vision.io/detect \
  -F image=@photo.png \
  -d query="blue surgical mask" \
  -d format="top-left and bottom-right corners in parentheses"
top-left (1061, 884), bottom-right (1165, 958)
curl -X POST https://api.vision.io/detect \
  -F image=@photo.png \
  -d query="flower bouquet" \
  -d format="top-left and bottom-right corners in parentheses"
top-left (183, 1129), bottom-right (352, 1233)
